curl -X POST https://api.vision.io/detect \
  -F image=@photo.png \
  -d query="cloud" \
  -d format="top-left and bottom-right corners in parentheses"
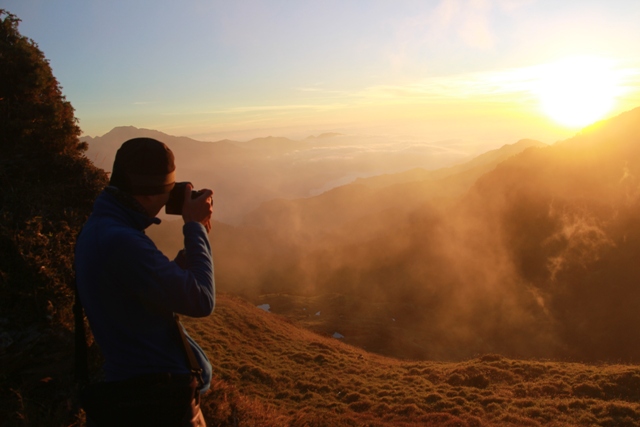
top-left (354, 66), bottom-right (537, 104)
top-left (428, 0), bottom-right (495, 50)
top-left (545, 206), bottom-right (615, 281)
top-left (454, 0), bottom-right (496, 50)
top-left (355, 59), bottom-right (640, 107)
top-left (389, 0), bottom-right (538, 71)
top-left (161, 103), bottom-right (347, 117)
top-left (409, 0), bottom-right (498, 50)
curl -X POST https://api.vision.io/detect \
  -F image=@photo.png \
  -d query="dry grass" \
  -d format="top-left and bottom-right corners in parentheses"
top-left (186, 293), bottom-right (640, 427)
top-left (1, 293), bottom-right (639, 426)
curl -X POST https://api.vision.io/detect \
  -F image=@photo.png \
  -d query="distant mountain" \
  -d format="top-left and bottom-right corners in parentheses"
top-left (81, 127), bottom-right (480, 224)
top-left (352, 138), bottom-right (546, 190)
top-left (82, 126), bottom-right (243, 171)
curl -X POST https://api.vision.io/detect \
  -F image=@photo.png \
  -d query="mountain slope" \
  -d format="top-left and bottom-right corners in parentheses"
top-left (306, 107), bottom-right (640, 362)
top-left (187, 293), bottom-right (640, 427)
top-left (151, 107), bottom-right (640, 364)
top-left (459, 106), bottom-right (640, 361)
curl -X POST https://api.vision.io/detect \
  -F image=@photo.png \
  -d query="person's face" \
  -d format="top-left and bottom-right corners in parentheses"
top-left (146, 192), bottom-right (171, 217)
top-left (134, 191), bottom-right (171, 218)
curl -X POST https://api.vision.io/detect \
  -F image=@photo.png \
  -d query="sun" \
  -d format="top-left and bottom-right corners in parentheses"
top-left (535, 56), bottom-right (620, 128)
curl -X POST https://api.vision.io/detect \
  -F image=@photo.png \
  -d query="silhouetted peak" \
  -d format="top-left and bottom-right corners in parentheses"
top-left (103, 125), bottom-right (169, 139)
top-left (247, 135), bottom-right (295, 144)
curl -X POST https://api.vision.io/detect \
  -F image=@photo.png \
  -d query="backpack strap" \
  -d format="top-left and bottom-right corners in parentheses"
top-left (174, 314), bottom-right (204, 388)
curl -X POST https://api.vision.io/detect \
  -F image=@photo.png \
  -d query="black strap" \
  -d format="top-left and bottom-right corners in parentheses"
top-left (174, 314), bottom-right (204, 388)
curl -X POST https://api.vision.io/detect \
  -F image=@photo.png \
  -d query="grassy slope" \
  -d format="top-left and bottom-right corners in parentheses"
top-left (190, 293), bottom-right (640, 427)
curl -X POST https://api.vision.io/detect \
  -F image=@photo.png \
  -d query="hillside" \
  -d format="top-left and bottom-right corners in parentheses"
top-left (188, 293), bottom-right (640, 427)
top-left (7, 107), bottom-right (640, 426)
top-left (150, 107), bottom-right (640, 365)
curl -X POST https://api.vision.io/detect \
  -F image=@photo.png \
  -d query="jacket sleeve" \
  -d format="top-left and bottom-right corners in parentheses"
top-left (108, 222), bottom-right (215, 318)
top-left (180, 221), bottom-right (215, 316)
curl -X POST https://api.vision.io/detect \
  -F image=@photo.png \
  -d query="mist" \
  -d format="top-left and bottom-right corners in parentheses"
top-left (103, 108), bottom-right (640, 363)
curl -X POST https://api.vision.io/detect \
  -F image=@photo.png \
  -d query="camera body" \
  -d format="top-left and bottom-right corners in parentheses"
top-left (165, 182), bottom-right (204, 215)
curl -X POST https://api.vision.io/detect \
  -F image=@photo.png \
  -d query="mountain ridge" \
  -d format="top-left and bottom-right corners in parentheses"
top-left (81, 126), bottom-right (502, 224)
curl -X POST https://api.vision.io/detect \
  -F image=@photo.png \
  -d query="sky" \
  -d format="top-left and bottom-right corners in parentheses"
top-left (4, 0), bottom-right (640, 151)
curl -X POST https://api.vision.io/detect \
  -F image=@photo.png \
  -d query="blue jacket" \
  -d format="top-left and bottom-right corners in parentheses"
top-left (75, 189), bottom-right (214, 391)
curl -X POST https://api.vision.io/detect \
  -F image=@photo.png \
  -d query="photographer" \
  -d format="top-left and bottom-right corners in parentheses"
top-left (74, 137), bottom-right (214, 426)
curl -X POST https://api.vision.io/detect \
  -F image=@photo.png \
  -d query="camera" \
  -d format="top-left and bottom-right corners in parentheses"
top-left (165, 182), bottom-right (204, 215)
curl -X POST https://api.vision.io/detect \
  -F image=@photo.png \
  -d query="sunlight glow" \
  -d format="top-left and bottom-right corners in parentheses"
top-left (535, 56), bottom-right (621, 128)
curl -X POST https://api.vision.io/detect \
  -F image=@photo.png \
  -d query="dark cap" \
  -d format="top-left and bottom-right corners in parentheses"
top-left (109, 138), bottom-right (176, 195)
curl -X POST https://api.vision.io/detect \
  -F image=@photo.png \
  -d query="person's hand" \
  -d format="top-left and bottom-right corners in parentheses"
top-left (181, 183), bottom-right (213, 233)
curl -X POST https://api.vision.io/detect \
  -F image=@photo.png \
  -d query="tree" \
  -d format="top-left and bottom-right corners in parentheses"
top-left (0, 9), bottom-right (84, 156)
top-left (0, 10), bottom-right (109, 425)
top-left (0, 8), bottom-right (107, 325)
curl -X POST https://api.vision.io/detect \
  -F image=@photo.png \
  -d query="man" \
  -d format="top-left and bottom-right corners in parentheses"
top-left (74, 137), bottom-right (214, 424)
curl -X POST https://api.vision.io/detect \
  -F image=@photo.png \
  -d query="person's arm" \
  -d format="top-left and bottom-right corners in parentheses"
top-left (172, 182), bottom-right (215, 316)
top-left (173, 183), bottom-right (213, 269)
top-left (179, 220), bottom-right (215, 316)
top-left (110, 229), bottom-right (214, 318)
top-left (173, 249), bottom-right (187, 269)
top-left (108, 184), bottom-right (216, 317)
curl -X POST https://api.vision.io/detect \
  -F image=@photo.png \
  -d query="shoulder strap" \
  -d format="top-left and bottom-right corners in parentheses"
top-left (174, 314), bottom-right (204, 387)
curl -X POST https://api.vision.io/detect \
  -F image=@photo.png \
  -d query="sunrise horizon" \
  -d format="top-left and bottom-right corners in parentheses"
top-left (5, 1), bottom-right (640, 153)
